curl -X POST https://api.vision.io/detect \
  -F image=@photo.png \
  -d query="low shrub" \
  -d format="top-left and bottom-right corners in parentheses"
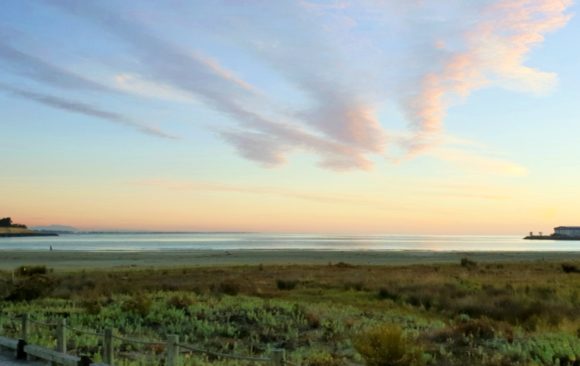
top-left (277, 279), bottom-right (299, 290)
top-left (460, 258), bottom-right (477, 268)
top-left (561, 263), bottom-right (580, 273)
top-left (460, 318), bottom-right (514, 341)
top-left (304, 351), bottom-right (343, 366)
top-left (15, 265), bottom-right (48, 277)
top-left (81, 297), bottom-right (104, 315)
top-left (217, 280), bottom-right (241, 296)
top-left (166, 294), bottom-right (195, 310)
top-left (353, 324), bottom-right (425, 366)
top-left (378, 287), bottom-right (399, 301)
top-left (122, 294), bottom-right (152, 317)
top-left (344, 281), bottom-right (366, 291)
top-left (305, 312), bottom-right (321, 329)
top-left (5, 275), bottom-right (56, 301)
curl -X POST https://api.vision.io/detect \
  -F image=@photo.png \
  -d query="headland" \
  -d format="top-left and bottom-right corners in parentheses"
top-left (0, 217), bottom-right (58, 237)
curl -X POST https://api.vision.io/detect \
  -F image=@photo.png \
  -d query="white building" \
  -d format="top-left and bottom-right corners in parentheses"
top-left (554, 226), bottom-right (580, 237)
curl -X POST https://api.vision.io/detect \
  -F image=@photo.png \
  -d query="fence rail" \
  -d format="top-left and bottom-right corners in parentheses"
top-left (0, 312), bottom-right (290, 366)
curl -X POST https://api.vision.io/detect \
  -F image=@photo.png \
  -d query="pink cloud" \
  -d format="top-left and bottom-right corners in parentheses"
top-left (42, 0), bottom-right (572, 171)
top-left (401, 0), bottom-right (572, 155)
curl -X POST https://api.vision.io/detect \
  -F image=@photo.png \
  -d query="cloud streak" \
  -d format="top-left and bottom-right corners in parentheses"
top-left (43, 0), bottom-right (379, 170)
top-left (134, 179), bottom-right (405, 210)
top-left (0, 84), bottom-right (175, 139)
top-left (35, 0), bottom-right (573, 170)
top-left (0, 41), bottom-right (112, 93)
top-left (400, 0), bottom-right (572, 154)
top-left (433, 147), bottom-right (529, 177)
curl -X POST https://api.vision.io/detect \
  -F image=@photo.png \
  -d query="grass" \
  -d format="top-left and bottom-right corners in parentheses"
top-left (0, 227), bottom-right (34, 234)
top-left (0, 227), bottom-right (55, 237)
top-left (353, 324), bottom-right (425, 366)
top-left (0, 261), bottom-right (579, 365)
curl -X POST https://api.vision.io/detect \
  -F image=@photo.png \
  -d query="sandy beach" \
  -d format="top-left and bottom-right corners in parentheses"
top-left (1, 249), bottom-right (579, 270)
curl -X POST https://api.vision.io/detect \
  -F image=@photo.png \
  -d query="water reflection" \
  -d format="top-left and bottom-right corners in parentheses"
top-left (1, 233), bottom-right (579, 252)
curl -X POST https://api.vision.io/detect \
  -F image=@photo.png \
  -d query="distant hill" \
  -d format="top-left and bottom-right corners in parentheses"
top-left (31, 225), bottom-right (78, 233)
top-left (0, 227), bottom-right (58, 237)
top-left (0, 217), bottom-right (60, 237)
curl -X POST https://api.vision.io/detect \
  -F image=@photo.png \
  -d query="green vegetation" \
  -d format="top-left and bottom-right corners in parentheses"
top-left (353, 324), bottom-right (424, 366)
top-left (0, 217), bottom-right (27, 228)
top-left (0, 227), bottom-right (34, 235)
top-left (0, 260), bottom-right (579, 365)
top-left (0, 217), bottom-right (57, 237)
top-left (0, 228), bottom-right (58, 236)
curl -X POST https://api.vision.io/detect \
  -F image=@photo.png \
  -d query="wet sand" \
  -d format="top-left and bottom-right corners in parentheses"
top-left (0, 249), bottom-right (579, 270)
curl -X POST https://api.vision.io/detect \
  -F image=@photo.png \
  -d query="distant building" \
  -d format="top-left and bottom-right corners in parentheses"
top-left (554, 226), bottom-right (580, 237)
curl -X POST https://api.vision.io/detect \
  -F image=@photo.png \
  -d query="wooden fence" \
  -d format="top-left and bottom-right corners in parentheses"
top-left (0, 313), bottom-right (290, 366)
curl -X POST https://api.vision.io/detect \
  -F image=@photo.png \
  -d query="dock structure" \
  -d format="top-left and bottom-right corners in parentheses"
top-left (525, 226), bottom-right (580, 240)
top-left (554, 226), bottom-right (580, 237)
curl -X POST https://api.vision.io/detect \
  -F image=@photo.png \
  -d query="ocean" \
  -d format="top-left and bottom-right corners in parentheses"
top-left (0, 233), bottom-right (579, 252)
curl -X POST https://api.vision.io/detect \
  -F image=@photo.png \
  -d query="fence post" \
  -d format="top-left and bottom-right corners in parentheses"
top-left (103, 328), bottom-right (114, 366)
top-left (166, 334), bottom-right (179, 366)
top-left (20, 313), bottom-right (29, 341)
top-left (272, 349), bottom-right (285, 366)
top-left (56, 318), bottom-right (67, 353)
top-left (17, 313), bottom-right (29, 361)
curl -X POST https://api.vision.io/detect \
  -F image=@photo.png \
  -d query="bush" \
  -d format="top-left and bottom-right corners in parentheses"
top-left (454, 295), bottom-right (572, 328)
top-left (82, 297), bottom-right (103, 315)
top-left (122, 294), bottom-right (152, 317)
top-left (344, 281), bottom-right (366, 291)
top-left (217, 280), bottom-right (241, 296)
top-left (166, 294), bottom-right (195, 310)
top-left (458, 318), bottom-right (513, 340)
top-left (353, 324), bottom-right (424, 366)
top-left (304, 351), bottom-right (342, 366)
top-left (561, 263), bottom-right (580, 273)
top-left (277, 279), bottom-right (299, 290)
top-left (460, 258), bottom-right (477, 268)
top-left (378, 287), bottom-right (399, 301)
top-left (431, 318), bottom-right (512, 344)
top-left (15, 265), bottom-right (48, 277)
top-left (5, 275), bottom-right (56, 301)
top-left (305, 312), bottom-right (321, 329)
top-left (0, 279), bottom-right (14, 299)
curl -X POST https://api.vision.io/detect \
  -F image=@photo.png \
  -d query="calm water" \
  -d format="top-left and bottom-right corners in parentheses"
top-left (0, 233), bottom-right (579, 252)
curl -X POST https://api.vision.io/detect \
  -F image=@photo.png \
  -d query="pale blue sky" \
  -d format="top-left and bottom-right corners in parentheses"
top-left (1, 0), bottom-right (578, 233)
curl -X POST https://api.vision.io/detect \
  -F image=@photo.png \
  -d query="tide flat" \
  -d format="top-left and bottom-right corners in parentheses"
top-left (1, 249), bottom-right (579, 270)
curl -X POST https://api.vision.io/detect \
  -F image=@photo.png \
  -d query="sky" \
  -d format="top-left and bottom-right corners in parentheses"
top-left (1, 0), bottom-right (579, 234)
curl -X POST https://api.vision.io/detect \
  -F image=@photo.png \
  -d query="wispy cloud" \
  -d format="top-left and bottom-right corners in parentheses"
top-left (134, 179), bottom-right (404, 210)
top-left (433, 147), bottom-right (529, 177)
top-left (416, 182), bottom-right (514, 201)
top-left (35, 0), bottom-right (572, 170)
top-left (0, 40), bottom-right (178, 138)
top-left (399, 0), bottom-right (572, 154)
top-left (0, 84), bottom-right (175, 139)
top-left (0, 41), bottom-right (112, 93)
top-left (43, 0), bottom-right (381, 170)
top-left (387, 132), bottom-right (528, 176)
top-left (228, 2), bottom-right (389, 153)
top-left (192, 53), bottom-right (259, 95)
top-left (113, 73), bottom-right (195, 103)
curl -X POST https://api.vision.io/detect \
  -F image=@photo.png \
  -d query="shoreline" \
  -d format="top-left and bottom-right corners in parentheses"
top-left (0, 229), bottom-right (58, 238)
top-left (1, 249), bottom-right (579, 270)
top-left (0, 233), bottom-right (58, 238)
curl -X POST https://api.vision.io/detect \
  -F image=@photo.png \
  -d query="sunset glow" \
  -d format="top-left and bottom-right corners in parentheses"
top-left (2, 0), bottom-right (579, 234)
